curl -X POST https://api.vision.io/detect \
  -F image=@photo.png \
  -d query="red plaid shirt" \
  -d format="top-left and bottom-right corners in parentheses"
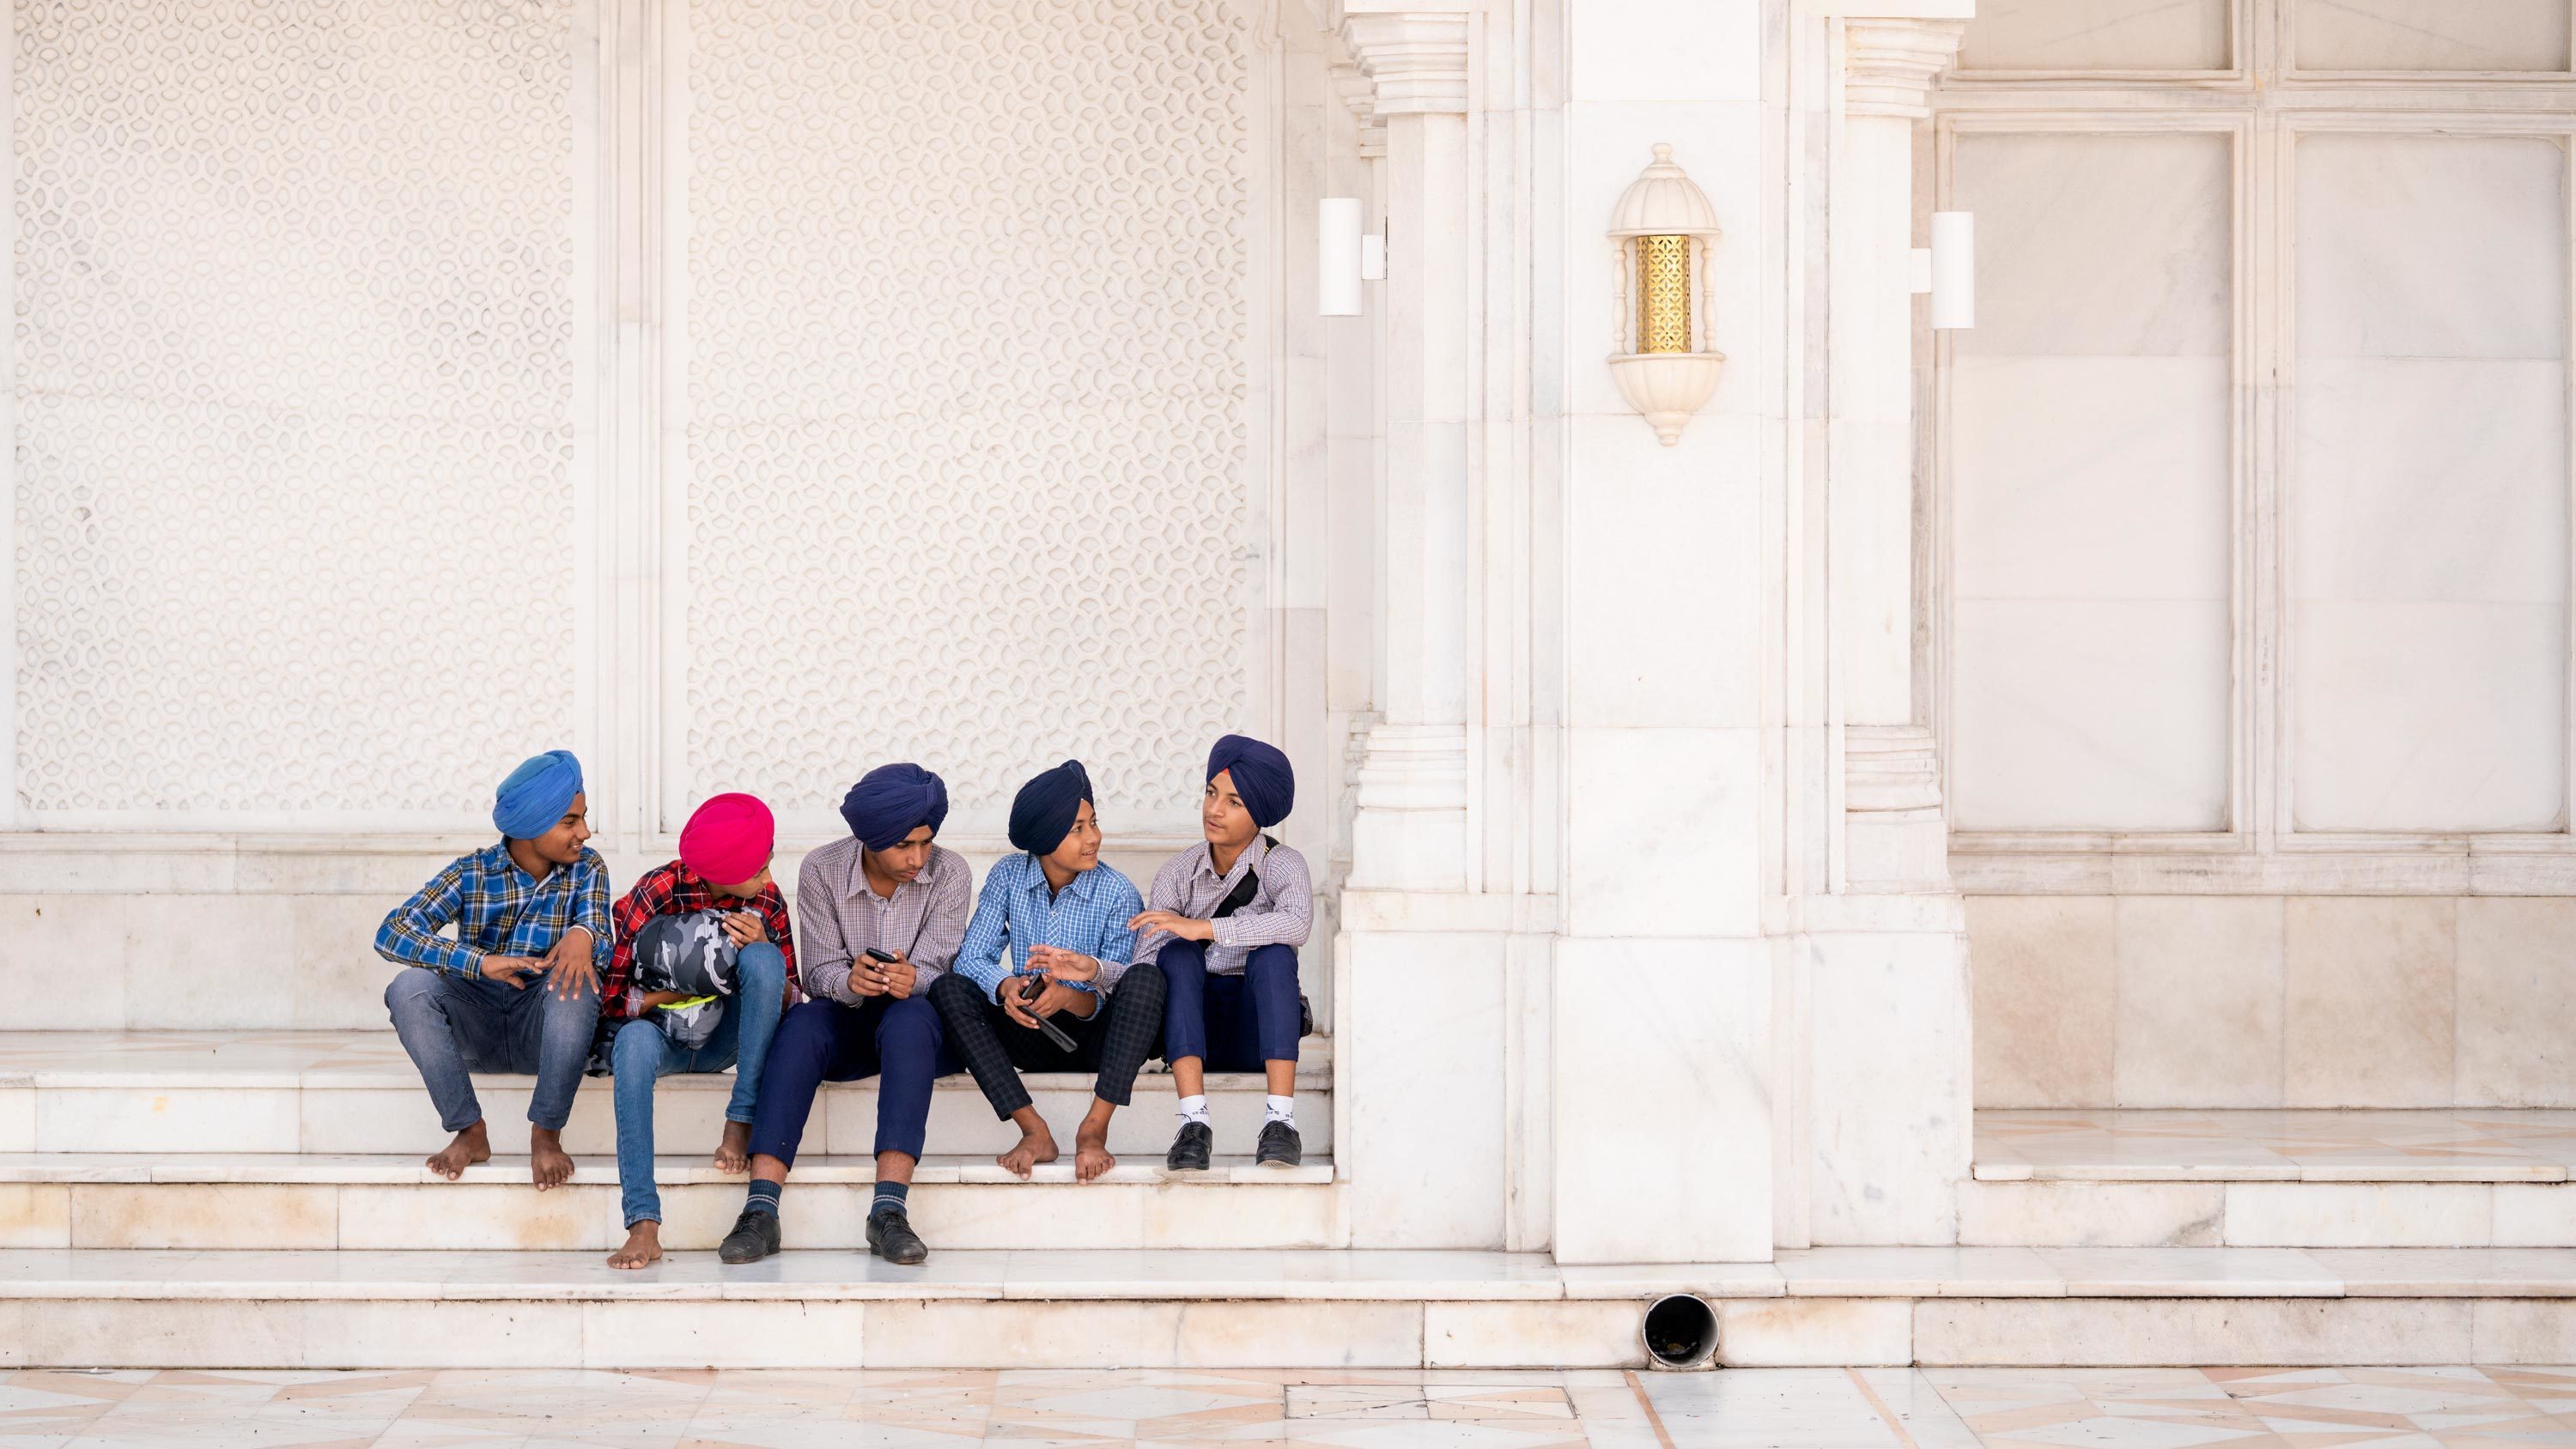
top-left (603, 861), bottom-right (801, 1025)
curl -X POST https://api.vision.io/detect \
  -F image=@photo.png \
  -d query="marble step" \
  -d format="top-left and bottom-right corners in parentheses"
top-left (0, 1153), bottom-right (1339, 1252)
top-left (4, 1246), bottom-right (2576, 1369)
top-left (1964, 1108), bottom-right (2576, 1248)
top-left (0, 1029), bottom-right (1330, 1157)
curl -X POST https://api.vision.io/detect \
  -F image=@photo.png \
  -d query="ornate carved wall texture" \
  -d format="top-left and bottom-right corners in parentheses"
top-left (12, 0), bottom-right (578, 818)
top-left (683, 0), bottom-right (1251, 825)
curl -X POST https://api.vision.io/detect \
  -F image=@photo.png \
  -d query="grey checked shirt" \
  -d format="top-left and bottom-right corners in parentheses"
top-left (1133, 835), bottom-right (1315, 974)
top-left (793, 839), bottom-right (972, 1003)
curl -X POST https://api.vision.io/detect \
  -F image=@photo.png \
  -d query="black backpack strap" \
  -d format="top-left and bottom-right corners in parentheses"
top-left (1209, 834), bottom-right (1279, 920)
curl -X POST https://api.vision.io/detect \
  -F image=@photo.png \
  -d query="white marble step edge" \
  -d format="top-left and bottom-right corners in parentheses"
top-left (0, 1152), bottom-right (1330, 1186)
top-left (0, 1054), bottom-right (1331, 1092)
top-left (3, 1246), bottom-right (2576, 1301)
top-left (1973, 1160), bottom-right (2572, 1184)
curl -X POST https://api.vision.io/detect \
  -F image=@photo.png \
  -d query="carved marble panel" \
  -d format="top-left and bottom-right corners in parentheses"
top-left (679, 0), bottom-right (1253, 828)
top-left (12, 1), bottom-right (580, 820)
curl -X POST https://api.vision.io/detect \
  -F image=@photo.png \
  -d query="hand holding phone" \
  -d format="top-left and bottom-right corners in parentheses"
top-left (1016, 973), bottom-right (1079, 1052)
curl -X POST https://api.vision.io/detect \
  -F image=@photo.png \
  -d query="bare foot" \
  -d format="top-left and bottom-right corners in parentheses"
top-left (426, 1121), bottom-right (490, 1181)
top-left (714, 1119), bottom-right (752, 1174)
top-left (531, 1126), bottom-right (576, 1190)
top-left (607, 1221), bottom-right (663, 1270)
top-left (1073, 1123), bottom-right (1116, 1184)
top-left (998, 1122), bottom-right (1059, 1180)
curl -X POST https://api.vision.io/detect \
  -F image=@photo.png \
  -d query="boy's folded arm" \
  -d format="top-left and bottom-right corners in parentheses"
top-left (376, 860), bottom-right (480, 977)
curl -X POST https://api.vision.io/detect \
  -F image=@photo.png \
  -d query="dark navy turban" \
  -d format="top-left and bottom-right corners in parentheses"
top-left (1208, 734), bottom-right (1295, 829)
top-left (1007, 759), bottom-right (1094, 855)
top-left (841, 763), bottom-right (951, 852)
top-left (492, 749), bottom-right (583, 840)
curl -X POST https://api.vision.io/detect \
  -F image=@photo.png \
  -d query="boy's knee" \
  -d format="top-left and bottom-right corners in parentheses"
top-left (1245, 943), bottom-right (1298, 978)
top-left (610, 1017), bottom-right (662, 1066)
top-left (384, 969), bottom-right (436, 1016)
top-left (1121, 966), bottom-right (1167, 1005)
top-left (878, 997), bottom-right (940, 1054)
top-left (927, 972), bottom-right (976, 1009)
top-left (737, 942), bottom-right (786, 984)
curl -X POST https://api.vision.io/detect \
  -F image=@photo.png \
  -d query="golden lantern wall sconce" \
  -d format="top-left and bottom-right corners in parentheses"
top-left (1608, 144), bottom-right (1724, 446)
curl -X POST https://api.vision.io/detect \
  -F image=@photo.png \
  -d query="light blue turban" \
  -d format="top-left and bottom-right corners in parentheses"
top-left (493, 750), bottom-right (584, 840)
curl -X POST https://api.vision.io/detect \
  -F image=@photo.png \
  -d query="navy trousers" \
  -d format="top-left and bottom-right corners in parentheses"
top-left (1156, 941), bottom-right (1302, 1071)
top-left (747, 993), bottom-right (957, 1166)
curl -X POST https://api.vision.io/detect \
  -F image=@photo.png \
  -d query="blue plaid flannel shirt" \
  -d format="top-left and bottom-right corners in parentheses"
top-left (951, 852), bottom-right (1144, 1003)
top-left (375, 841), bottom-right (615, 979)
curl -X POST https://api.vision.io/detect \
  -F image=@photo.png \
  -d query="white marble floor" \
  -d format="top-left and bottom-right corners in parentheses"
top-left (3, 1366), bottom-right (2573, 1447)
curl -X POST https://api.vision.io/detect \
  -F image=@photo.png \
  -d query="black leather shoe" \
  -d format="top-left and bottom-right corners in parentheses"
top-left (1165, 1120), bottom-right (1213, 1172)
top-left (717, 1209), bottom-right (781, 1264)
top-left (866, 1208), bottom-right (929, 1265)
top-left (1255, 1119), bottom-right (1303, 1167)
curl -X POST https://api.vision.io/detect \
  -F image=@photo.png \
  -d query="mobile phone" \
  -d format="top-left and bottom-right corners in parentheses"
top-left (863, 949), bottom-right (897, 964)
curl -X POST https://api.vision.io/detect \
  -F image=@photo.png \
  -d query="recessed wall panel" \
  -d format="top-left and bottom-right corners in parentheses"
top-left (1949, 133), bottom-right (2235, 831)
top-left (682, 0), bottom-right (1251, 829)
top-left (2292, 134), bottom-right (2568, 832)
top-left (2296, 0), bottom-right (2570, 71)
top-left (1960, 0), bottom-right (2232, 71)
top-left (11, 1), bottom-right (580, 820)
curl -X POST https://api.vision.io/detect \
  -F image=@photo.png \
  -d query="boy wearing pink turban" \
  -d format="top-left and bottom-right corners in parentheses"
top-left (600, 792), bottom-right (799, 1270)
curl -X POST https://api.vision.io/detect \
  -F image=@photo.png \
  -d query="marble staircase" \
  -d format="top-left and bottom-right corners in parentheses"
top-left (7, 1034), bottom-right (2576, 1368)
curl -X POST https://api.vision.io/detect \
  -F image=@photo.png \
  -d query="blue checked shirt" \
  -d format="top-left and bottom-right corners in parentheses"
top-left (375, 841), bottom-right (615, 979)
top-left (951, 852), bottom-right (1145, 1003)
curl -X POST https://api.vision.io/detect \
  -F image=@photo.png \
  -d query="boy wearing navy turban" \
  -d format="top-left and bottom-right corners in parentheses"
top-left (716, 763), bottom-right (971, 1269)
top-left (1129, 735), bottom-right (1315, 1169)
top-left (927, 760), bottom-right (1164, 1184)
top-left (376, 750), bottom-right (611, 1190)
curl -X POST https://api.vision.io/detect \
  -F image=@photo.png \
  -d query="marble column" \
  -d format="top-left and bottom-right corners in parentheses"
top-left (1341, 5), bottom-right (1474, 896)
top-left (1549, 0), bottom-right (1775, 1266)
top-left (1795, 14), bottom-right (1975, 1247)
top-left (1329, 3), bottom-right (1511, 1251)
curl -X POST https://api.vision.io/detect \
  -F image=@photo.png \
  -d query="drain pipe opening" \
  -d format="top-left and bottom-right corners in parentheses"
top-left (1640, 1294), bottom-right (1720, 1370)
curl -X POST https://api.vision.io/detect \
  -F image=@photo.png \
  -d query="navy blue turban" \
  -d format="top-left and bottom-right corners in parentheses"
top-left (1007, 759), bottom-right (1094, 856)
top-left (841, 763), bottom-right (951, 852)
top-left (492, 749), bottom-right (583, 840)
top-left (1208, 734), bottom-right (1295, 829)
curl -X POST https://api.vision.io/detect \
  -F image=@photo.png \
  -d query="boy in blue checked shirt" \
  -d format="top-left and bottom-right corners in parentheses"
top-left (376, 749), bottom-right (610, 1189)
top-left (927, 760), bottom-right (1165, 1183)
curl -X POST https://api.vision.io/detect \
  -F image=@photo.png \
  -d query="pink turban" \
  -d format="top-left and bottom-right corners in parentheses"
top-left (679, 793), bottom-right (775, 887)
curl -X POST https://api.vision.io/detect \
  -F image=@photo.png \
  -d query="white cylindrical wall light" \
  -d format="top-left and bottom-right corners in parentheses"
top-left (1929, 210), bottom-right (1974, 330)
top-left (1319, 197), bottom-right (1363, 317)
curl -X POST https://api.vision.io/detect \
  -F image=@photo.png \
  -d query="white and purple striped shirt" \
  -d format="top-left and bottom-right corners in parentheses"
top-left (1133, 835), bottom-right (1314, 974)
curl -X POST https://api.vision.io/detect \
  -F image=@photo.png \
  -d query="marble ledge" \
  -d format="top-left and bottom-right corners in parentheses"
top-left (5, 1246), bottom-right (2576, 1304)
top-left (0, 1154), bottom-right (1335, 1186)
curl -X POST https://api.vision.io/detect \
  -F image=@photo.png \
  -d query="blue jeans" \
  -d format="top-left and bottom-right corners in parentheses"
top-left (608, 942), bottom-right (787, 1227)
top-left (1157, 941), bottom-right (1303, 1071)
top-left (384, 966), bottom-right (600, 1134)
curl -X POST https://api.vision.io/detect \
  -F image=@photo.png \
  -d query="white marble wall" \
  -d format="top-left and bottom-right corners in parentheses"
top-left (1957, 0), bottom-right (2229, 70)
top-left (1947, 131), bottom-right (2233, 834)
top-left (2292, 133), bottom-right (2569, 834)
top-left (1970, 894), bottom-right (2576, 1109)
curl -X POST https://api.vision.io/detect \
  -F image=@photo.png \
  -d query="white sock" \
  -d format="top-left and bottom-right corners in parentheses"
top-left (1265, 1094), bottom-right (1296, 1127)
top-left (1177, 1094), bottom-right (1211, 1126)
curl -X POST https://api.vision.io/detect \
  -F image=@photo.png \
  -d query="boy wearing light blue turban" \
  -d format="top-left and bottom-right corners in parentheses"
top-left (1130, 735), bottom-right (1315, 1170)
top-left (375, 749), bottom-right (611, 1190)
